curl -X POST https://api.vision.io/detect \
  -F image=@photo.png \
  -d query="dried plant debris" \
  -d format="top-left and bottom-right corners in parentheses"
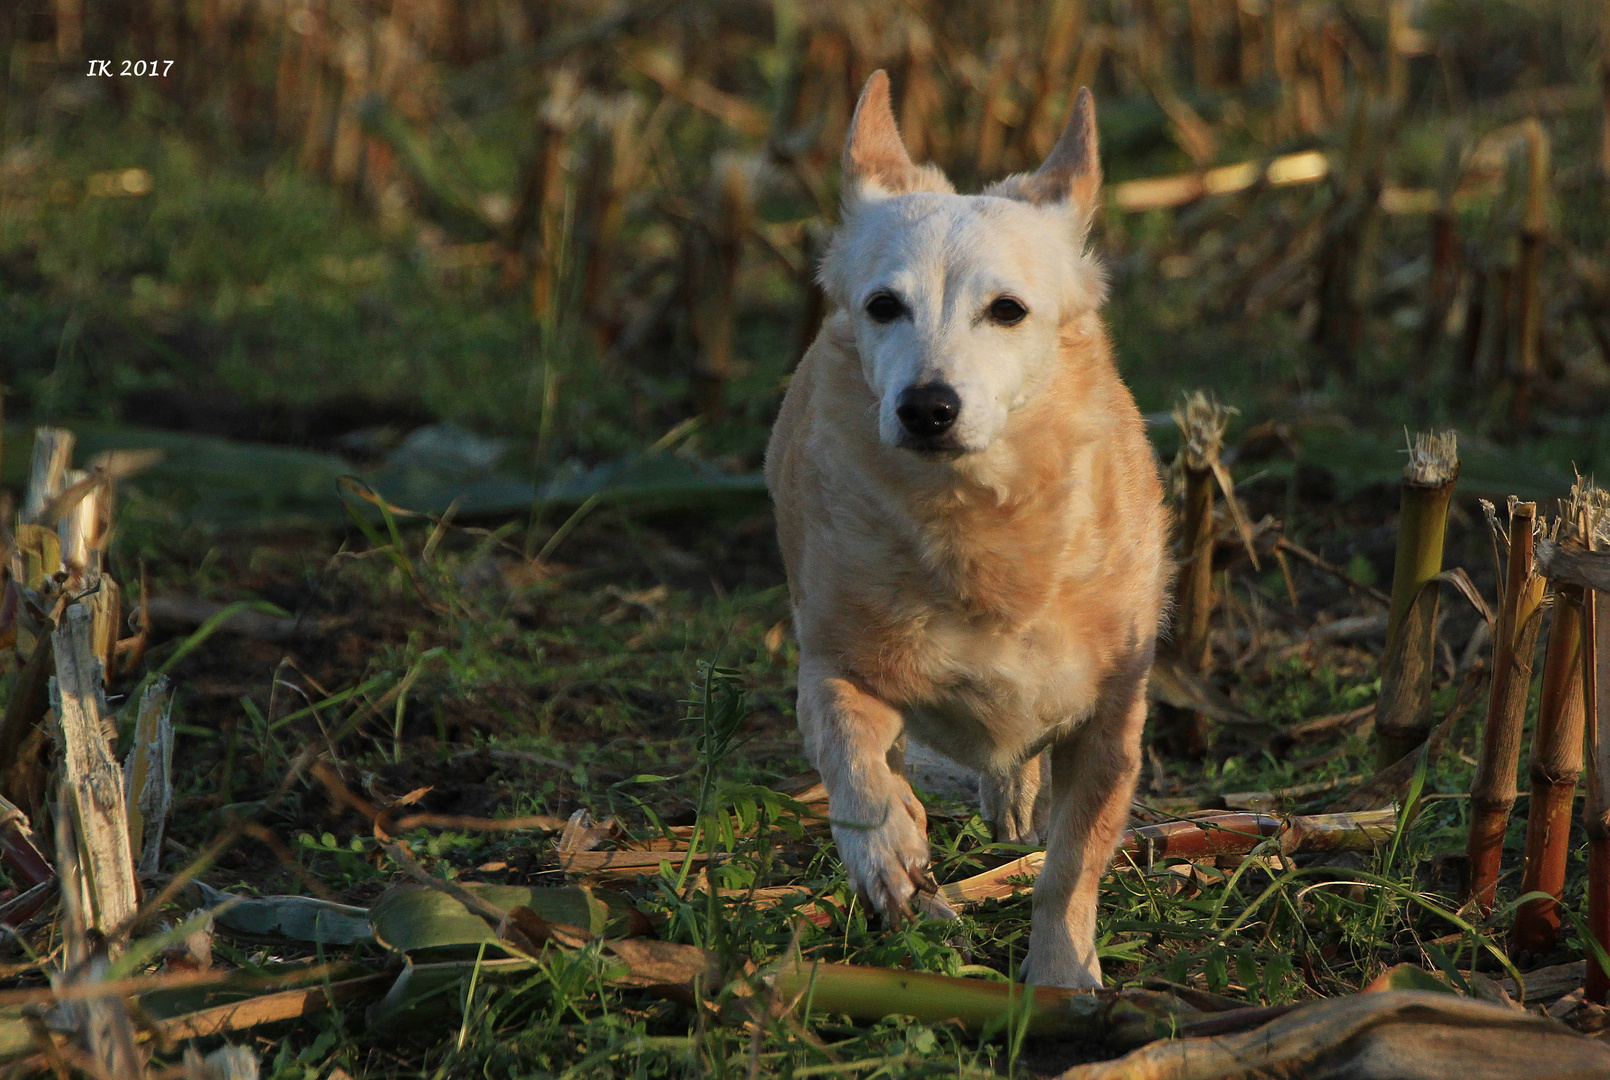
top-left (1171, 392), bottom-right (1236, 479)
top-left (1561, 476), bottom-right (1610, 547)
top-left (1402, 430), bottom-right (1460, 488)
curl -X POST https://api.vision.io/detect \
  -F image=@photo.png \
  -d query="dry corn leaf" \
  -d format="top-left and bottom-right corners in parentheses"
top-left (1056, 990), bottom-right (1610, 1080)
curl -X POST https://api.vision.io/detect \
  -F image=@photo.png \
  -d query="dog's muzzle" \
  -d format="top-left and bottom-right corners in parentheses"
top-left (896, 384), bottom-right (963, 454)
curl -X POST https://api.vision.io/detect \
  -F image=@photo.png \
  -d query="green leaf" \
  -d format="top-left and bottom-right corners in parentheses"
top-left (1367, 963), bottom-right (1458, 996)
top-left (192, 881), bottom-right (374, 946)
top-left (369, 884), bottom-right (645, 960)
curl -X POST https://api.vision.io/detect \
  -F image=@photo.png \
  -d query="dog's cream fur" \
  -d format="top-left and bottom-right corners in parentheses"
top-left (765, 72), bottom-right (1169, 988)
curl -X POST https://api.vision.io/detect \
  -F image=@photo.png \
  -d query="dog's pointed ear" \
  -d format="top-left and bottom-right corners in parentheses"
top-left (1013, 88), bottom-right (1102, 209)
top-left (842, 71), bottom-right (921, 200)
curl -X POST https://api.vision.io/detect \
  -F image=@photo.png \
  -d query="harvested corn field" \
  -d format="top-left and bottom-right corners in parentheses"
top-left (0, 1), bottom-right (1609, 1077)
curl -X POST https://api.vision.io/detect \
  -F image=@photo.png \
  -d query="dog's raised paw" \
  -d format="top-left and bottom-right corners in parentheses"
top-left (831, 798), bottom-right (933, 921)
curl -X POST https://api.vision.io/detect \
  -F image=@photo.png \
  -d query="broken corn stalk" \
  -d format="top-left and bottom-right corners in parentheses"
top-left (1516, 492), bottom-right (1598, 954)
top-left (937, 809), bottom-right (1396, 909)
top-left (123, 676), bottom-right (175, 874)
top-left (769, 959), bottom-right (1195, 1046)
top-left (1509, 119), bottom-right (1549, 430)
top-left (52, 604), bottom-right (138, 940)
top-left (1573, 482), bottom-right (1610, 1003)
top-left (1467, 500), bottom-right (1546, 911)
top-left (1168, 392), bottom-right (1256, 751)
top-left (1172, 392), bottom-right (1228, 678)
top-left (1376, 431), bottom-right (1459, 768)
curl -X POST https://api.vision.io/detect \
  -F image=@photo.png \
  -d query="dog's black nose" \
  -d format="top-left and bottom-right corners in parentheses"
top-left (896, 384), bottom-right (961, 439)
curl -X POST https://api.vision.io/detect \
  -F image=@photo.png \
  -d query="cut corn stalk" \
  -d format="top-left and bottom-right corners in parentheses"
top-left (1517, 503), bottom-right (1593, 954)
top-left (51, 604), bottom-right (138, 940)
top-left (1113, 150), bottom-right (1329, 211)
top-left (691, 153), bottom-right (755, 420)
top-left (55, 467), bottom-right (118, 681)
top-left (20, 427), bottom-right (73, 526)
top-left (1538, 537), bottom-right (1610, 593)
top-left (1509, 119), bottom-right (1550, 430)
top-left (506, 72), bottom-right (578, 321)
top-left (51, 953), bottom-right (143, 1078)
top-left (1172, 393), bottom-right (1225, 678)
top-left (123, 676), bottom-right (175, 875)
top-left (1417, 126), bottom-right (1467, 358)
top-left (1586, 583), bottom-right (1608, 1003)
top-left (769, 958), bottom-right (1199, 1046)
top-left (1376, 431), bottom-right (1460, 768)
top-left (1604, 2), bottom-right (1610, 179)
top-left (50, 783), bottom-right (143, 1076)
top-left (1467, 500), bottom-right (1546, 911)
top-left (12, 430), bottom-right (70, 660)
top-left (1167, 393), bottom-right (1253, 751)
top-left (938, 809), bottom-right (1396, 910)
top-left (1573, 481), bottom-right (1610, 1002)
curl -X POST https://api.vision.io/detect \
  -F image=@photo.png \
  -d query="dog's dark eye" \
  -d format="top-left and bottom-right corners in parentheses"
top-left (988, 297), bottom-right (1028, 326)
top-left (865, 292), bottom-right (904, 324)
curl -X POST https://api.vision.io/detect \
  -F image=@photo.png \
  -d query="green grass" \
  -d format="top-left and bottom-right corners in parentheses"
top-left (62, 509), bottom-right (1573, 1078)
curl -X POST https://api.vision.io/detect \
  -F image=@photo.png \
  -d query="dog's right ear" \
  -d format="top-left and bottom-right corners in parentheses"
top-left (842, 71), bottom-right (947, 201)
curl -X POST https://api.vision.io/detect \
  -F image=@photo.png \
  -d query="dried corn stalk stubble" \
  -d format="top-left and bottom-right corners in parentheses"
top-left (1376, 431), bottom-right (1459, 769)
top-left (1515, 492), bottom-right (1593, 956)
top-left (51, 604), bottom-right (138, 942)
top-left (1466, 499), bottom-right (1545, 911)
top-left (1571, 481), bottom-right (1610, 1002)
top-left (1165, 393), bottom-right (1243, 752)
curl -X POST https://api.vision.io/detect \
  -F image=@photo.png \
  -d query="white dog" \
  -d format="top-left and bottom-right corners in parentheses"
top-left (765, 72), bottom-right (1169, 988)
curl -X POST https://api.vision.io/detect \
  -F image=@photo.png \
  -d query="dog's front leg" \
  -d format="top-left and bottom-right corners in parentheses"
top-left (1020, 687), bottom-right (1146, 989)
top-left (797, 658), bottom-right (945, 921)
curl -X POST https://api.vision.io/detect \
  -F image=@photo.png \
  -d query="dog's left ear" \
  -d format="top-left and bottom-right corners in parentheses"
top-left (1003, 88), bottom-right (1101, 210)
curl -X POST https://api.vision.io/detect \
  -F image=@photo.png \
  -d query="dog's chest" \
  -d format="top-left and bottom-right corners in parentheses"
top-left (823, 480), bottom-right (1114, 756)
top-left (894, 602), bottom-right (1099, 765)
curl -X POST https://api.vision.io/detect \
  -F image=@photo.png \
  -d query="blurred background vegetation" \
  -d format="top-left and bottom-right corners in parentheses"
top-left (2, 0), bottom-right (1607, 515)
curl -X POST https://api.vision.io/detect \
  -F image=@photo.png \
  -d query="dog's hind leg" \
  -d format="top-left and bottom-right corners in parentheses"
top-left (797, 658), bottom-right (953, 922)
top-left (979, 751), bottom-right (1050, 845)
top-left (1020, 676), bottom-right (1148, 989)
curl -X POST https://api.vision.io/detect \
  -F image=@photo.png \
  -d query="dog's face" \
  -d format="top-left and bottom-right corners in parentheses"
top-left (820, 74), bottom-right (1106, 457)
